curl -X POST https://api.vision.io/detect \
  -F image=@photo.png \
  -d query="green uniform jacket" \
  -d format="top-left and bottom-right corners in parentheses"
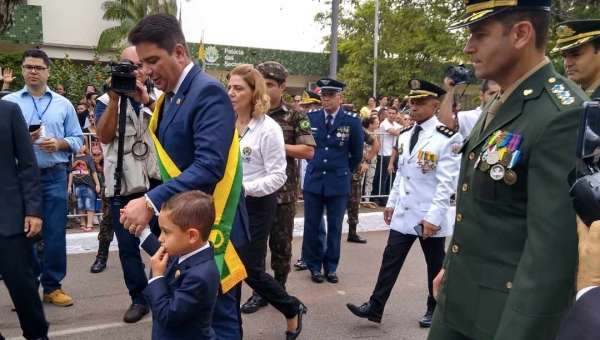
top-left (437, 64), bottom-right (586, 340)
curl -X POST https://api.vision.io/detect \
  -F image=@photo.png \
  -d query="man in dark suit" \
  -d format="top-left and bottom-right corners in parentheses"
top-left (119, 13), bottom-right (250, 340)
top-left (303, 78), bottom-right (363, 284)
top-left (0, 100), bottom-right (49, 340)
top-left (554, 218), bottom-right (600, 339)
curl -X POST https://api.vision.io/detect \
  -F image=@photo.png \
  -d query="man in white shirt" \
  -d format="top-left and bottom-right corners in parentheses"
top-left (439, 79), bottom-right (500, 137)
top-left (372, 106), bottom-right (402, 206)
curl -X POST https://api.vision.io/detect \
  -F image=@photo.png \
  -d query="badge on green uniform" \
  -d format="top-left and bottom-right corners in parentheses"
top-left (300, 119), bottom-right (311, 130)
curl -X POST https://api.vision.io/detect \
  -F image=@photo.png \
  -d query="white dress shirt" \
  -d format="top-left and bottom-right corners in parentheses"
top-left (379, 119), bottom-right (401, 156)
top-left (457, 106), bottom-right (482, 138)
top-left (240, 114), bottom-right (287, 197)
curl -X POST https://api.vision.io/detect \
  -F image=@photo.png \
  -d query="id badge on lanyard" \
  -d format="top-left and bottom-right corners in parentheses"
top-left (32, 95), bottom-right (52, 138)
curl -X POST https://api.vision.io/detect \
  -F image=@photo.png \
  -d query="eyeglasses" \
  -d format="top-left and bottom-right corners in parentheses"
top-left (22, 65), bottom-right (48, 72)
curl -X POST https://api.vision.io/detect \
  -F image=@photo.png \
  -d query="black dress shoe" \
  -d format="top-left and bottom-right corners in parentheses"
top-left (347, 233), bottom-right (367, 244)
top-left (90, 258), bottom-right (107, 273)
top-left (419, 310), bottom-right (433, 327)
top-left (241, 292), bottom-right (268, 314)
top-left (346, 302), bottom-right (382, 323)
top-left (285, 303), bottom-right (308, 340)
top-left (123, 303), bottom-right (150, 323)
top-left (325, 271), bottom-right (339, 283)
top-left (294, 259), bottom-right (308, 271)
top-left (311, 270), bottom-right (324, 283)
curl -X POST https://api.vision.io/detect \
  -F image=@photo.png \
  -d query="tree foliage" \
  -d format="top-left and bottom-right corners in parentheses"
top-left (0, 0), bottom-right (20, 36)
top-left (97, 0), bottom-right (180, 53)
top-left (316, 0), bottom-right (467, 106)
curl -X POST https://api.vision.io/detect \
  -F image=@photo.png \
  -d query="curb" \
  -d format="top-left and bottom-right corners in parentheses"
top-left (67, 207), bottom-right (456, 255)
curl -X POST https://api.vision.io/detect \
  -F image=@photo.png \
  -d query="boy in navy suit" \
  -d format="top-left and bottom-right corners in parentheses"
top-left (133, 190), bottom-right (220, 340)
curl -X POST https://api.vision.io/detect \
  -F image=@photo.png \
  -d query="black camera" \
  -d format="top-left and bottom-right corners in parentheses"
top-left (445, 64), bottom-right (474, 85)
top-left (106, 60), bottom-right (138, 94)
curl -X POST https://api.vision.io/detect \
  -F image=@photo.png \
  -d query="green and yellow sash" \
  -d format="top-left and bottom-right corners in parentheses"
top-left (149, 94), bottom-right (247, 293)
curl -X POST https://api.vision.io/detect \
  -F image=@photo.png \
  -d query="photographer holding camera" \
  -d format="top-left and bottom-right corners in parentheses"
top-left (439, 65), bottom-right (500, 138)
top-left (94, 46), bottom-right (161, 324)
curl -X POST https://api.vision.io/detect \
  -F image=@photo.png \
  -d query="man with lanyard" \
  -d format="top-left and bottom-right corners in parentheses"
top-left (552, 20), bottom-right (600, 100)
top-left (239, 62), bottom-right (316, 314)
top-left (2, 49), bottom-right (83, 307)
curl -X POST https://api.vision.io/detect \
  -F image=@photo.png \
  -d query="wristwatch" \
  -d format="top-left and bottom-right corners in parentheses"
top-left (144, 98), bottom-right (155, 107)
top-left (144, 197), bottom-right (155, 212)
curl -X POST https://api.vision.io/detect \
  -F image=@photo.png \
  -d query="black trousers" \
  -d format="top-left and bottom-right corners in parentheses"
top-left (0, 234), bottom-right (49, 339)
top-left (238, 194), bottom-right (300, 319)
top-left (369, 230), bottom-right (445, 314)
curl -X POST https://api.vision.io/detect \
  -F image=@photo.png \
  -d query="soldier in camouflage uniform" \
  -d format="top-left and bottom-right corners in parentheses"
top-left (343, 104), bottom-right (380, 243)
top-left (239, 61), bottom-right (316, 314)
top-left (91, 193), bottom-right (113, 273)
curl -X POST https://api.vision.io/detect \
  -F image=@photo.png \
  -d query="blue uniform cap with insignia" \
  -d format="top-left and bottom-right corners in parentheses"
top-left (551, 20), bottom-right (600, 53)
top-left (317, 78), bottom-right (346, 94)
top-left (449, 0), bottom-right (551, 30)
top-left (405, 78), bottom-right (446, 100)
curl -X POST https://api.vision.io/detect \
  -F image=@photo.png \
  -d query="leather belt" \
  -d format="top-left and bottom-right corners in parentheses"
top-left (39, 163), bottom-right (66, 175)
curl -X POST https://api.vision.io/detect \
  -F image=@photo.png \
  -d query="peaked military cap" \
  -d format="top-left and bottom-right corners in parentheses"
top-left (449, 0), bottom-right (551, 30)
top-left (257, 61), bottom-right (289, 82)
top-left (316, 78), bottom-right (346, 94)
top-left (551, 20), bottom-right (600, 53)
top-left (405, 78), bottom-right (446, 99)
top-left (300, 91), bottom-right (321, 105)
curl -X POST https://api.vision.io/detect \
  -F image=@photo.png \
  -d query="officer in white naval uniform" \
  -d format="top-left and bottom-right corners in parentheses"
top-left (346, 78), bottom-right (462, 328)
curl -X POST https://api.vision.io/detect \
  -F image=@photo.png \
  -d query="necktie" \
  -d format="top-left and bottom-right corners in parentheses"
top-left (163, 92), bottom-right (174, 115)
top-left (326, 114), bottom-right (333, 130)
top-left (483, 98), bottom-right (502, 129)
top-left (409, 125), bottom-right (423, 154)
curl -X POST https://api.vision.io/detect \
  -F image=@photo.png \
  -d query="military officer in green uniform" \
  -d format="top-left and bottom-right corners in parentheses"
top-left (240, 61), bottom-right (316, 314)
top-left (428, 1), bottom-right (587, 339)
top-left (552, 20), bottom-right (600, 100)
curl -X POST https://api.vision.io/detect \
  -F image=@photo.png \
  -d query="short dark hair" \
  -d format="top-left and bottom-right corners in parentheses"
top-left (388, 106), bottom-right (399, 113)
top-left (592, 38), bottom-right (600, 51)
top-left (128, 13), bottom-right (189, 57)
top-left (362, 116), bottom-right (377, 129)
top-left (22, 49), bottom-right (50, 67)
top-left (481, 79), bottom-right (498, 93)
top-left (161, 190), bottom-right (215, 241)
top-left (494, 10), bottom-right (550, 51)
top-left (378, 95), bottom-right (387, 101)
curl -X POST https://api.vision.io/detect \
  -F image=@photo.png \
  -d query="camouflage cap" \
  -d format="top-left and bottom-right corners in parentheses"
top-left (257, 61), bottom-right (290, 82)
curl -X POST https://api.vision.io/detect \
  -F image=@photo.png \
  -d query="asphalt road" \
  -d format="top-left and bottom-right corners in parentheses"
top-left (1, 230), bottom-right (434, 340)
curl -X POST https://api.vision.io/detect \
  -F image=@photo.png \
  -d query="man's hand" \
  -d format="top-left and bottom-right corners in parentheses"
top-left (35, 137), bottom-right (62, 153)
top-left (24, 216), bottom-right (42, 238)
top-left (127, 80), bottom-right (150, 105)
top-left (383, 207), bottom-right (394, 225)
top-left (2, 68), bottom-right (15, 84)
top-left (95, 185), bottom-right (101, 194)
top-left (442, 77), bottom-right (456, 93)
top-left (433, 269), bottom-right (445, 300)
top-left (150, 246), bottom-right (169, 277)
top-left (67, 186), bottom-right (72, 195)
top-left (387, 163), bottom-right (394, 175)
top-left (30, 127), bottom-right (41, 142)
top-left (420, 219), bottom-right (439, 240)
top-left (105, 77), bottom-right (120, 101)
top-left (360, 162), bottom-right (369, 174)
top-left (576, 217), bottom-right (600, 292)
top-left (120, 197), bottom-right (154, 233)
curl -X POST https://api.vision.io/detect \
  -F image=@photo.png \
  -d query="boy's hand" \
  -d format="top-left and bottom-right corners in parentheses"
top-left (68, 186), bottom-right (72, 195)
top-left (150, 246), bottom-right (169, 277)
top-left (95, 185), bottom-right (100, 194)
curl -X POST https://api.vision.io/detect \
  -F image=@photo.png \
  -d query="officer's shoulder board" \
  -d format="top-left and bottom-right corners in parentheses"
top-left (436, 125), bottom-right (456, 138)
top-left (544, 75), bottom-right (586, 109)
top-left (344, 111), bottom-right (359, 119)
top-left (398, 124), bottom-right (414, 136)
top-left (307, 108), bottom-right (320, 115)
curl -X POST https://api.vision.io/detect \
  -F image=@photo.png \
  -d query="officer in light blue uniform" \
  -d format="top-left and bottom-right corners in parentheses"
top-left (302, 78), bottom-right (364, 284)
